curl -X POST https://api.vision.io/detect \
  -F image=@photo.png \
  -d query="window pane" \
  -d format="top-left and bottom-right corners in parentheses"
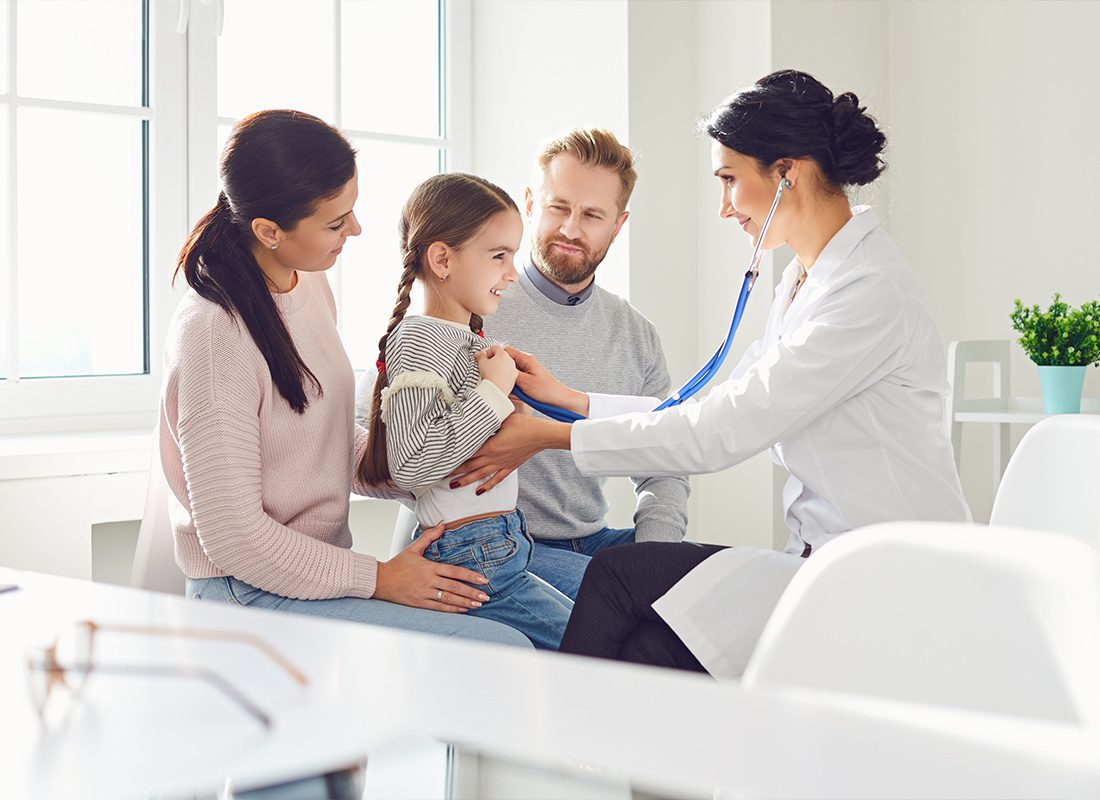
top-left (341, 0), bottom-right (440, 138)
top-left (18, 107), bottom-right (145, 378)
top-left (16, 0), bottom-right (143, 106)
top-left (0, 104), bottom-right (8, 380)
top-left (341, 140), bottom-right (439, 370)
top-left (219, 0), bottom-right (335, 121)
top-left (0, 0), bottom-right (10, 95)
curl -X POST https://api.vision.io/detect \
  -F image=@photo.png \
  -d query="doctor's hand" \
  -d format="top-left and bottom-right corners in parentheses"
top-left (505, 347), bottom-right (589, 417)
top-left (450, 413), bottom-right (572, 493)
top-left (373, 523), bottom-right (491, 613)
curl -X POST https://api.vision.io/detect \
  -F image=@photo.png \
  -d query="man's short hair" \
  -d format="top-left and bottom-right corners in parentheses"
top-left (535, 128), bottom-right (638, 212)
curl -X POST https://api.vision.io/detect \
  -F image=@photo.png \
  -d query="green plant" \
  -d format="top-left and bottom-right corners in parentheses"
top-left (1010, 294), bottom-right (1100, 367)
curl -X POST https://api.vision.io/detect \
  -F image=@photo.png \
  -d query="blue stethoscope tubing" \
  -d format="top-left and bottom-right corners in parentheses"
top-left (512, 176), bottom-right (792, 424)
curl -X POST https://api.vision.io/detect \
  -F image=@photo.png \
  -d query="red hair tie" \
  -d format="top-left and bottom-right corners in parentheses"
top-left (376, 360), bottom-right (386, 372)
top-left (476, 330), bottom-right (486, 338)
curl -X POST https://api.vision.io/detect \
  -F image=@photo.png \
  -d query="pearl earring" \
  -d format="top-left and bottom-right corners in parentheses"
top-left (270, 243), bottom-right (278, 250)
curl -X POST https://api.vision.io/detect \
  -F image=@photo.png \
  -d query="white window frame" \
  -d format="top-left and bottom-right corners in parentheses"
top-left (0, 0), bottom-right (470, 434)
top-left (0, 0), bottom-right (189, 434)
top-left (186, 0), bottom-right (471, 360)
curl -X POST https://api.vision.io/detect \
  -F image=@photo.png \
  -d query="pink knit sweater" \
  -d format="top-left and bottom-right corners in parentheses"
top-left (160, 270), bottom-right (407, 600)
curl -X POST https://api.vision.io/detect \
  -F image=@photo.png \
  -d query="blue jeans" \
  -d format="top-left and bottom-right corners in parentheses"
top-left (528, 527), bottom-right (637, 601)
top-left (415, 510), bottom-right (573, 650)
top-left (185, 577), bottom-right (533, 648)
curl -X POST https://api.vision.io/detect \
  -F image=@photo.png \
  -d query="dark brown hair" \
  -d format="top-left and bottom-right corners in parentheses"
top-left (359, 173), bottom-right (518, 485)
top-left (174, 109), bottom-right (357, 413)
top-left (702, 70), bottom-right (886, 192)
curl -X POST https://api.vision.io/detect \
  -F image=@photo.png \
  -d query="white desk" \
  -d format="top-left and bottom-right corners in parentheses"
top-left (954, 396), bottom-right (1100, 425)
top-left (954, 398), bottom-right (1100, 490)
top-left (3, 567), bottom-right (1099, 799)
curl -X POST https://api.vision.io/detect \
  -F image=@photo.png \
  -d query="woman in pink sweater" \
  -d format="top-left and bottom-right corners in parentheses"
top-left (160, 109), bottom-right (530, 648)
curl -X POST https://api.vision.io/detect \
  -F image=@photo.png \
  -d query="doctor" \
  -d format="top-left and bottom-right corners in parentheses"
top-left (453, 70), bottom-right (971, 677)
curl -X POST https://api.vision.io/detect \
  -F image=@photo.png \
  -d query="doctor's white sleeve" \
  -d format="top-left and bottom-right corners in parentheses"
top-left (570, 275), bottom-right (910, 477)
top-left (586, 336), bottom-right (767, 418)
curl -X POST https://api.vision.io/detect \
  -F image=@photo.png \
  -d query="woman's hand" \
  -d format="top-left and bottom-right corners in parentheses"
top-left (475, 343), bottom-right (518, 395)
top-left (505, 347), bottom-right (589, 417)
top-left (373, 523), bottom-right (492, 612)
top-left (449, 413), bottom-right (572, 492)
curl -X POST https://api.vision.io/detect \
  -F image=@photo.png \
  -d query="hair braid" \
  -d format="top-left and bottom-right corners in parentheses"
top-left (360, 249), bottom-right (421, 486)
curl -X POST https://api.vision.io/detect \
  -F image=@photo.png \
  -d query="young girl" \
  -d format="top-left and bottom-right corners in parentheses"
top-left (360, 173), bottom-right (573, 649)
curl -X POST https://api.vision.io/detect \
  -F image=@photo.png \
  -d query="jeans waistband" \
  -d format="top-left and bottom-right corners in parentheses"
top-left (437, 508), bottom-right (526, 539)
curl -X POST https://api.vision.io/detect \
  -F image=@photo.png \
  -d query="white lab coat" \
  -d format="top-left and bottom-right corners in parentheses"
top-left (577, 206), bottom-right (970, 678)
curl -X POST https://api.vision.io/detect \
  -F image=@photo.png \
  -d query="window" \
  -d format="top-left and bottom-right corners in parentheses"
top-left (8, 0), bottom-right (148, 380)
top-left (0, 0), bottom-right (186, 427)
top-left (1, 0), bottom-right (466, 428)
top-left (195, 0), bottom-right (465, 371)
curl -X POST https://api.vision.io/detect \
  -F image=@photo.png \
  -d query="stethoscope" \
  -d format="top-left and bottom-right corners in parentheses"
top-left (512, 176), bottom-right (793, 423)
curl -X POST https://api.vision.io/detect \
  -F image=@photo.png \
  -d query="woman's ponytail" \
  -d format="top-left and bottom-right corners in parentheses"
top-left (173, 110), bottom-right (355, 414)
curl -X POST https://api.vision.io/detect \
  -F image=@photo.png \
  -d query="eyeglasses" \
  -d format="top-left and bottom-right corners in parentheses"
top-left (25, 620), bottom-right (309, 730)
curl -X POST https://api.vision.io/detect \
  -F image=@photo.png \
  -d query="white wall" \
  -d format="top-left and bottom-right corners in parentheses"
top-left (470, 0), bottom-right (631, 300)
top-left (887, 0), bottom-right (1100, 520)
top-left (689, 0), bottom-right (780, 548)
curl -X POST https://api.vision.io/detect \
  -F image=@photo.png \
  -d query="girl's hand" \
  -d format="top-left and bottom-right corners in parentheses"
top-left (373, 523), bottom-right (492, 612)
top-left (475, 343), bottom-right (518, 395)
top-left (449, 413), bottom-right (572, 492)
top-left (505, 347), bottom-right (589, 417)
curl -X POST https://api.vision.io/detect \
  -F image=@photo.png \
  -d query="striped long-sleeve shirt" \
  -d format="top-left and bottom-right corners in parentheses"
top-left (382, 315), bottom-right (517, 527)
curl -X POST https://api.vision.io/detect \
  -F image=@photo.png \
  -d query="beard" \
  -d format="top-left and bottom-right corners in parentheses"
top-left (531, 234), bottom-right (612, 287)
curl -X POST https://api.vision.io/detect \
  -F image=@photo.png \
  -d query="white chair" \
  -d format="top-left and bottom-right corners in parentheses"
top-left (390, 504), bottom-right (418, 557)
top-left (130, 428), bottom-right (186, 595)
top-left (990, 414), bottom-right (1100, 547)
top-left (946, 339), bottom-right (1011, 472)
top-left (741, 521), bottom-right (1100, 726)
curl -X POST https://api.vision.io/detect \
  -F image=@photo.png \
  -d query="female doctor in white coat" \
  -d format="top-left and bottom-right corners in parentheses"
top-left (454, 70), bottom-right (971, 678)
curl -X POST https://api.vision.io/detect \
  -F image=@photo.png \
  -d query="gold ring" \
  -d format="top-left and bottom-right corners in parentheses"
top-left (435, 589), bottom-right (444, 601)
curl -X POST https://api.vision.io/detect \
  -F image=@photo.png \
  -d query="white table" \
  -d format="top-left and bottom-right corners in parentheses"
top-left (954, 396), bottom-right (1100, 425)
top-left (955, 398), bottom-right (1100, 482)
top-left (3, 567), bottom-right (1099, 799)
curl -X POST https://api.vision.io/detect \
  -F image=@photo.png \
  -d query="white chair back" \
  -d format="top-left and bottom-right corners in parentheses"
top-left (130, 427), bottom-right (186, 595)
top-left (945, 340), bottom-right (1011, 469)
top-left (390, 504), bottom-right (418, 557)
top-left (742, 522), bottom-right (1100, 727)
top-left (990, 414), bottom-right (1100, 547)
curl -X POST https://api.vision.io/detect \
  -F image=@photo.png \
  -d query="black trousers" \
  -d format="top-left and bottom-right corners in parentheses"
top-left (559, 541), bottom-right (727, 673)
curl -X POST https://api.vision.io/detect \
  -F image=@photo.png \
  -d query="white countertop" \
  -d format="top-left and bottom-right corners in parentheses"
top-left (2, 567), bottom-right (1098, 799)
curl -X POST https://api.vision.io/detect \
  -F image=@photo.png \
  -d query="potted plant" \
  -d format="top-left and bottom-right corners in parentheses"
top-left (1010, 294), bottom-right (1100, 414)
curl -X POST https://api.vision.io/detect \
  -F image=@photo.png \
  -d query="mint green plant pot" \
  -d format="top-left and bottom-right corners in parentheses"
top-left (1037, 365), bottom-right (1087, 414)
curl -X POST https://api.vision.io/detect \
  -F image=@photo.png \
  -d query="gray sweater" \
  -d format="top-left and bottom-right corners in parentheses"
top-left (486, 264), bottom-right (690, 542)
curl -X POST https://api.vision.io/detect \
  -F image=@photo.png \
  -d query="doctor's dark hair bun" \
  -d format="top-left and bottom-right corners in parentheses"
top-left (702, 70), bottom-right (886, 190)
